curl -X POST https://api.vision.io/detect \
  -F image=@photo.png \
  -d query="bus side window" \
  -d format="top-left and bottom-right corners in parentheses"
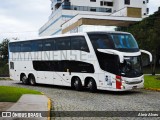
top-left (9, 43), bottom-right (16, 52)
top-left (32, 40), bottom-right (43, 51)
top-left (71, 36), bottom-right (90, 52)
top-left (43, 38), bottom-right (55, 51)
top-left (14, 43), bottom-right (21, 52)
top-left (10, 62), bottom-right (14, 69)
top-left (55, 37), bottom-right (70, 50)
top-left (21, 41), bottom-right (31, 52)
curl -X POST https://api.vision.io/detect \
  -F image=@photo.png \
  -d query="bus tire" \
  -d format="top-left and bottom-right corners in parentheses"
top-left (29, 74), bottom-right (36, 86)
top-left (73, 77), bottom-right (82, 91)
top-left (88, 78), bottom-right (97, 93)
top-left (21, 74), bottom-right (29, 85)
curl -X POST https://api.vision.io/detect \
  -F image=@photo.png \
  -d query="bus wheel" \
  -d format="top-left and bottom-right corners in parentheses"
top-left (88, 78), bottom-right (97, 93)
top-left (29, 74), bottom-right (36, 86)
top-left (21, 74), bottom-right (29, 85)
top-left (73, 77), bottom-right (82, 91)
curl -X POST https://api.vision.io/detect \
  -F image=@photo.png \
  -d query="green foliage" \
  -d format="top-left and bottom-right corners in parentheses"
top-left (0, 61), bottom-right (9, 76)
top-left (0, 86), bottom-right (42, 102)
top-left (124, 12), bottom-right (160, 52)
top-left (117, 9), bottom-right (160, 74)
top-left (0, 38), bottom-right (9, 60)
top-left (144, 75), bottom-right (160, 89)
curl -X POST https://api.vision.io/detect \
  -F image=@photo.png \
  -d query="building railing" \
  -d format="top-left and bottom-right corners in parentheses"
top-left (62, 5), bottom-right (112, 13)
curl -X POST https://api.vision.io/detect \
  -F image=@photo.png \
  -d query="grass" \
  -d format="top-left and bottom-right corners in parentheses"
top-left (144, 75), bottom-right (160, 89)
top-left (0, 78), bottom-right (12, 80)
top-left (0, 86), bottom-right (42, 102)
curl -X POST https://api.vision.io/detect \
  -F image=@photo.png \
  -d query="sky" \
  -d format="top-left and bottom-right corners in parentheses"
top-left (0, 0), bottom-right (160, 42)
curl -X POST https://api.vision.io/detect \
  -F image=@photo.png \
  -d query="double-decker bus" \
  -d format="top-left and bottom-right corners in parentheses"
top-left (9, 31), bottom-right (152, 92)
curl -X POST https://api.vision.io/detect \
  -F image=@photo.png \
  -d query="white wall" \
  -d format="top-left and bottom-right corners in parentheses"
top-left (39, 0), bottom-right (148, 36)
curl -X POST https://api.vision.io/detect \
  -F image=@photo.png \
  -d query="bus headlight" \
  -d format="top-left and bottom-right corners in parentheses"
top-left (121, 85), bottom-right (125, 89)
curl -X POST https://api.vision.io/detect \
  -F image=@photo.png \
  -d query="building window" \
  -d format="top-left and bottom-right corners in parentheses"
top-left (107, 2), bottom-right (113, 6)
top-left (90, 7), bottom-right (96, 12)
top-left (104, 2), bottom-right (113, 6)
top-left (143, 1), bottom-right (145, 4)
top-left (100, 1), bottom-right (103, 6)
top-left (146, 0), bottom-right (149, 3)
top-left (124, 0), bottom-right (130, 5)
top-left (90, 0), bottom-right (96, 2)
top-left (146, 8), bottom-right (149, 14)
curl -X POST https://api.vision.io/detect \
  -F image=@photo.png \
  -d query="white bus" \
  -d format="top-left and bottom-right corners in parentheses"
top-left (9, 31), bottom-right (152, 92)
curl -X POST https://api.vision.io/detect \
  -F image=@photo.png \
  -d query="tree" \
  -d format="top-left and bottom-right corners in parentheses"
top-left (0, 38), bottom-right (10, 61)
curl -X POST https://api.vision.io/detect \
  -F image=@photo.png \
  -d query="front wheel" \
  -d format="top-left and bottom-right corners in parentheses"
top-left (29, 75), bottom-right (36, 86)
top-left (88, 78), bottom-right (97, 93)
top-left (73, 77), bottom-right (82, 91)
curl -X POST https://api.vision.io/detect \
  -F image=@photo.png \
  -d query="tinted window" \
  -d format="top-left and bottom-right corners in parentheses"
top-left (15, 42), bottom-right (21, 52)
top-left (33, 60), bottom-right (94, 73)
top-left (110, 34), bottom-right (138, 49)
top-left (125, 0), bottom-right (130, 5)
top-left (9, 43), bottom-right (16, 52)
top-left (43, 39), bottom-right (55, 51)
top-left (55, 37), bottom-right (70, 50)
top-left (96, 52), bottom-right (119, 74)
top-left (69, 61), bottom-right (94, 73)
top-left (32, 40), bottom-right (43, 51)
top-left (10, 62), bottom-right (14, 69)
top-left (88, 34), bottom-right (114, 50)
top-left (21, 41), bottom-right (31, 52)
top-left (71, 36), bottom-right (90, 52)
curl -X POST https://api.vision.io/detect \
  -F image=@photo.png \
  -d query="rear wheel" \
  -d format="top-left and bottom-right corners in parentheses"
top-left (21, 74), bottom-right (29, 85)
top-left (88, 78), bottom-right (97, 93)
top-left (73, 77), bottom-right (82, 91)
top-left (29, 75), bottom-right (36, 86)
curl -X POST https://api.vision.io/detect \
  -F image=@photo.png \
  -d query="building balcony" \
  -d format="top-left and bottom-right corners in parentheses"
top-left (62, 5), bottom-right (112, 13)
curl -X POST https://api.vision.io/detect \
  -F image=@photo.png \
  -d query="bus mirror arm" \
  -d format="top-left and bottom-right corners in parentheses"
top-left (97, 49), bottom-right (124, 63)
top-left (140, 49), bottom-right (152, 62)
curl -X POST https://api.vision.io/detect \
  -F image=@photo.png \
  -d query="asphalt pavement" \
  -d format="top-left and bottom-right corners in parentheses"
top-left (0, 80), bottom-right (160, 120)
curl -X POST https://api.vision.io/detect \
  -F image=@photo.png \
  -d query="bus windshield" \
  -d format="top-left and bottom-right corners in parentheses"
top-left (120, 56), bottom-right (143, 77)
top-left (88, 33), bottom-right (139, 52)
top-left (110, 33), bottom-right (138, 49)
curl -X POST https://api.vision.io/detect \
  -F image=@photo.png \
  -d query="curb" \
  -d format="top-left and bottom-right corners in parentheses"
top-left (144, 88), bottom-right (160, 91)
top-left (41, 92), bottom-right (52, 120)
top-left (47, 98), bottom-right (52, 120)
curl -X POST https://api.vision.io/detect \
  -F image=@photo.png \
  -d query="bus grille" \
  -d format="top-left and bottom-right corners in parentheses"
top-left (125, 80), bottom-right (143, 85)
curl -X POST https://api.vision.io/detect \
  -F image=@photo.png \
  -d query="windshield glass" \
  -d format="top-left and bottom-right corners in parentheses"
top-left (110, 33), bottom-right (138, 49)
top-left (88, 33), bottom-right (139, 52)
top-left (120, 56), bottom-right (143, 78)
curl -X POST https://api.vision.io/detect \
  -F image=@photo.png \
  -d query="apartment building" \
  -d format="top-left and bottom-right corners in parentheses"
top-left (39, 0), bottom-right (149, 36)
